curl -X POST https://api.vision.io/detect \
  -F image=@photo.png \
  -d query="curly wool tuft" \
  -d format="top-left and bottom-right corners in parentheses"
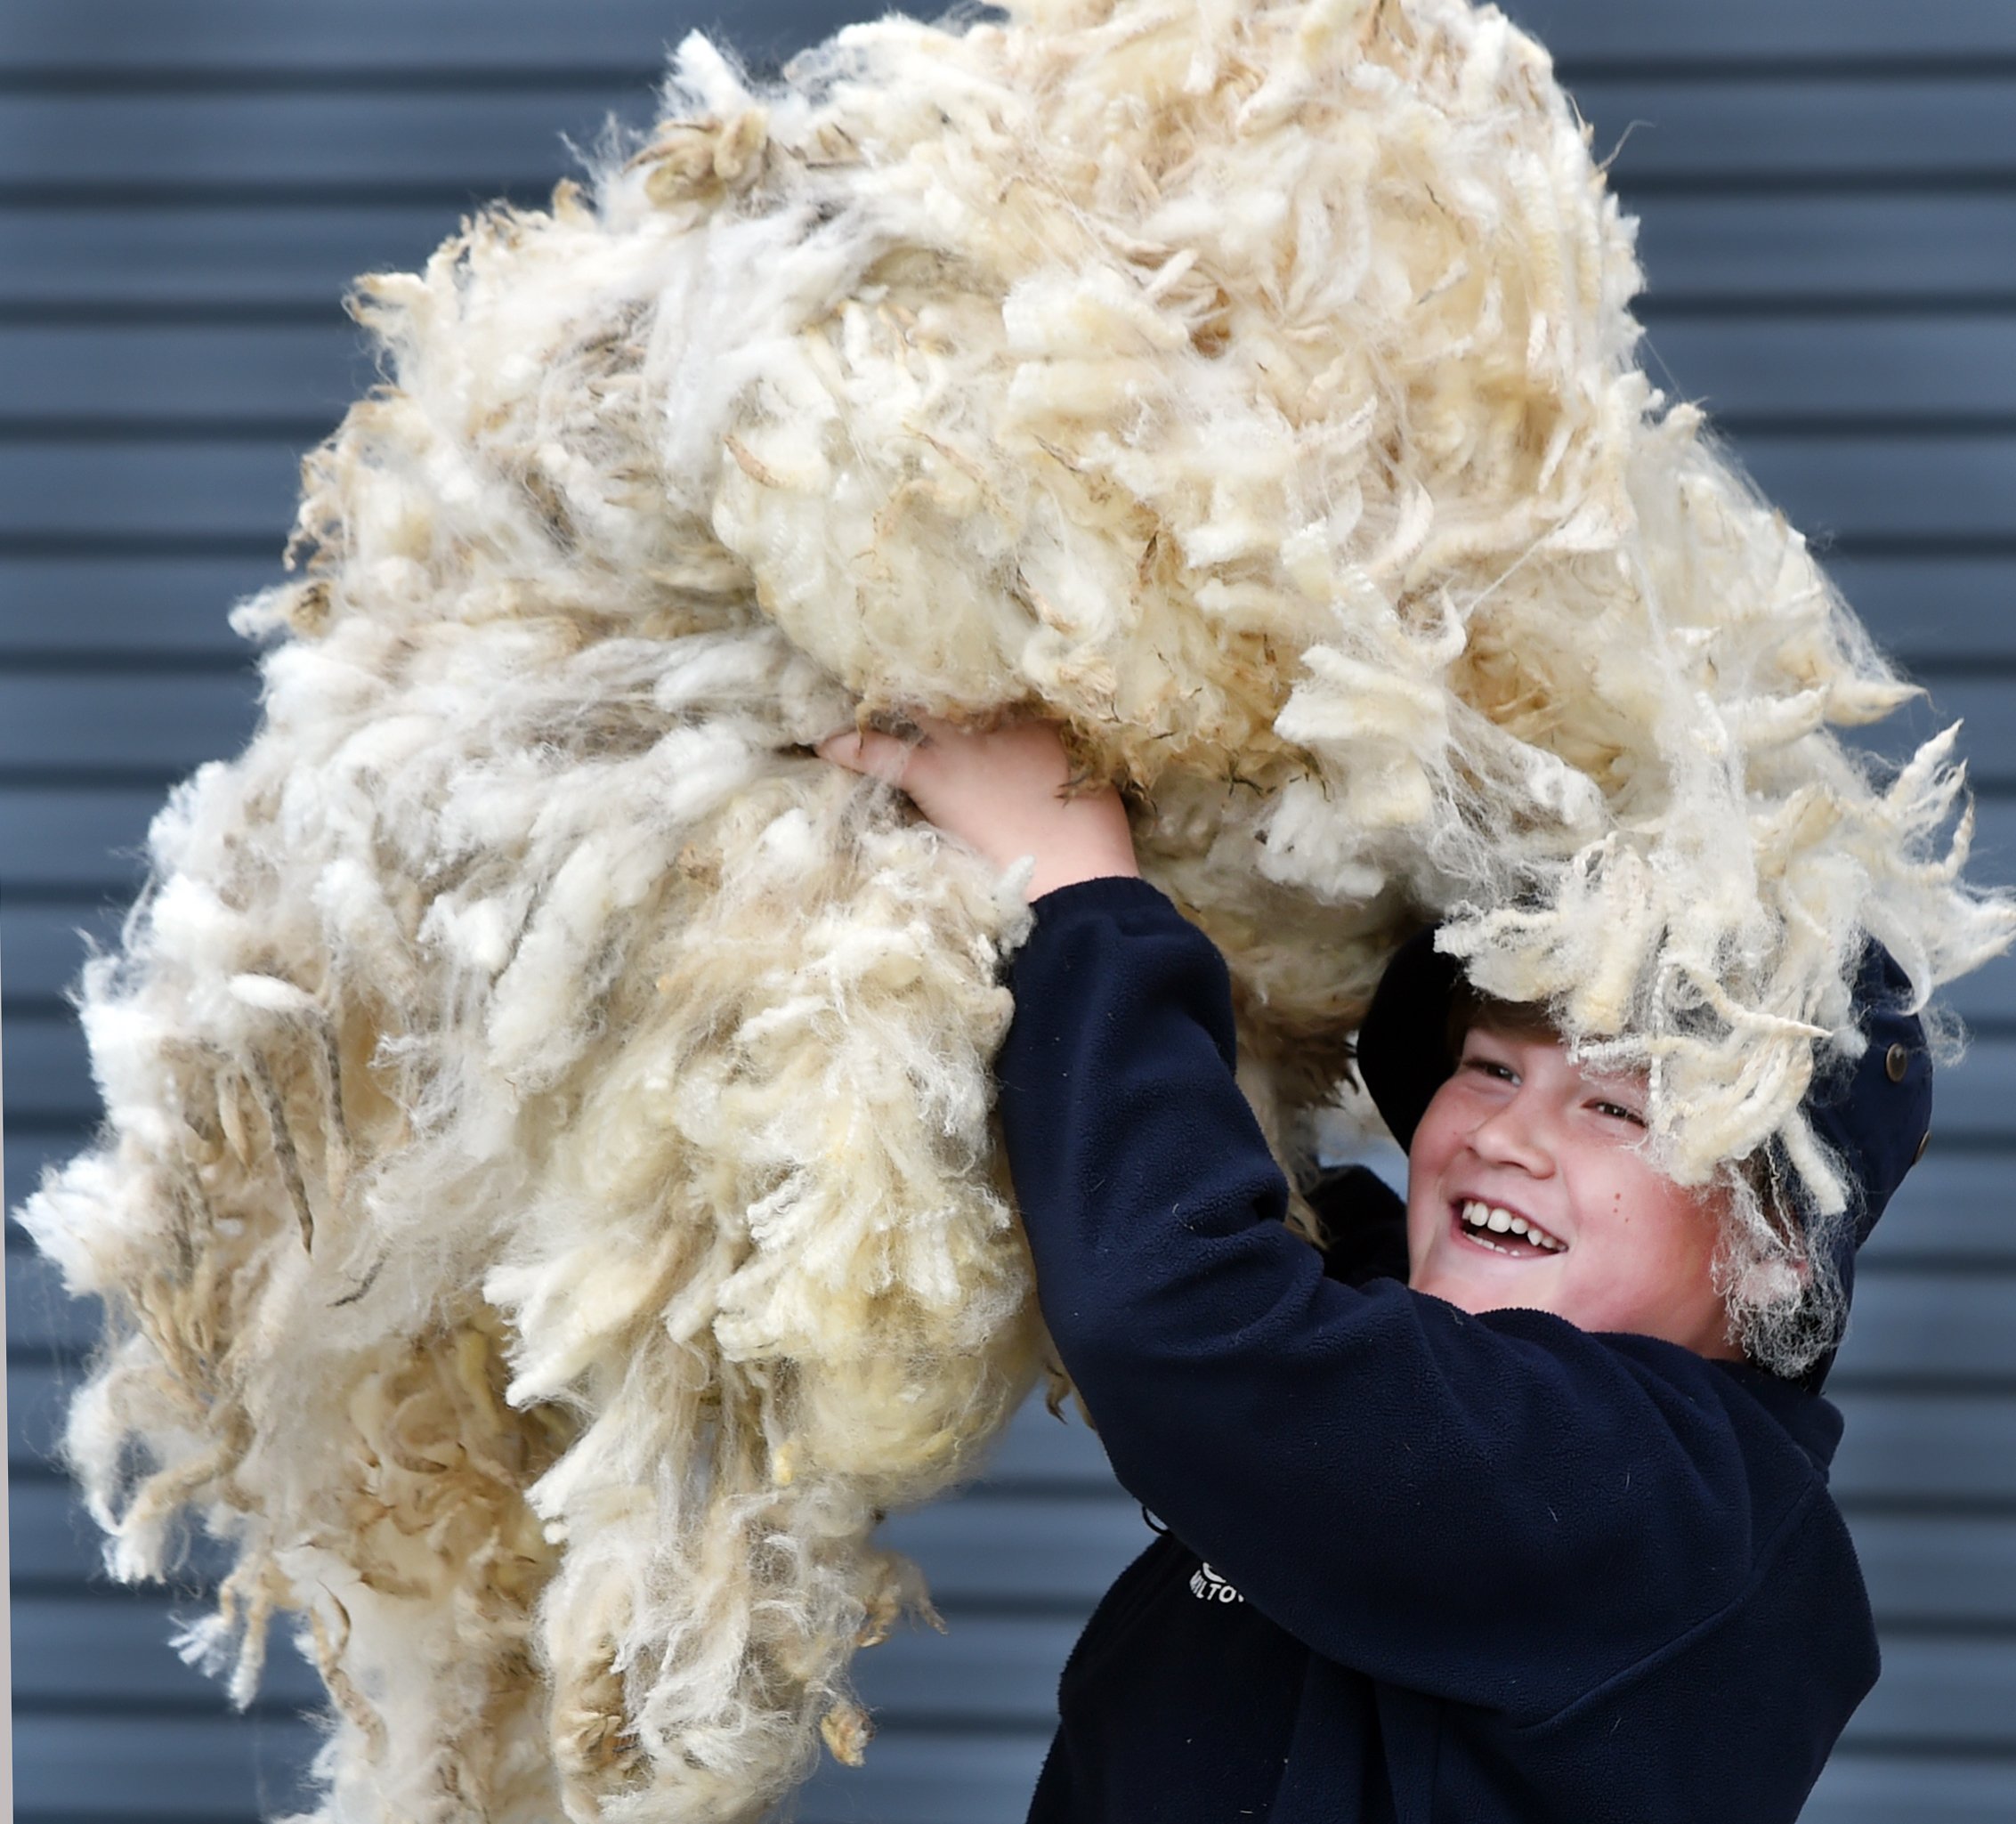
top-left (20, 0), bottom-right (2013, 1818)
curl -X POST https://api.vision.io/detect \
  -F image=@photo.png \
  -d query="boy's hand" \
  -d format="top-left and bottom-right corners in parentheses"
top-left (817, 714), bottom-right (1139, 902)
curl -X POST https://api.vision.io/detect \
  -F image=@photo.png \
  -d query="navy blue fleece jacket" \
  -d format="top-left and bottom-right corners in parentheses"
top-left (994, 877), bottom-right (1877, 1824)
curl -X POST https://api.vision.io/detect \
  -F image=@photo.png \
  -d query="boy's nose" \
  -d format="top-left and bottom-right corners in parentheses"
top-left (1467, 1093), bottom-right (1555, 1176)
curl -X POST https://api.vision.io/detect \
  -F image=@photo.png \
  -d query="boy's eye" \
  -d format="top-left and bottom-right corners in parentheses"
top-left (1463, 1058), bottom-right (1518, 1083)
top-left (1591, 1098), bottom-right (1646, 1127)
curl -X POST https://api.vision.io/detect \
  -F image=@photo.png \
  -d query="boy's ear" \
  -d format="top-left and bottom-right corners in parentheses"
top-left (1729, 1244), bottom-right (1810, 1311)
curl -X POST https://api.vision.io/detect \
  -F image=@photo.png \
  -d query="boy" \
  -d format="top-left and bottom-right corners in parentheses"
top-left (822, 716), bottom-right (1929, 1823)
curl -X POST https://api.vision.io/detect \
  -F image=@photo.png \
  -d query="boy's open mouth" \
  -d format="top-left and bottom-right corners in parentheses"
top-left (1451, 1198), bottom-right (1567, 1258)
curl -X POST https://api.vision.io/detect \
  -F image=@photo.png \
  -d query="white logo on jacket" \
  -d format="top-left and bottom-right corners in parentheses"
top-left (1189, 1561), bottom-right (1244, 1603)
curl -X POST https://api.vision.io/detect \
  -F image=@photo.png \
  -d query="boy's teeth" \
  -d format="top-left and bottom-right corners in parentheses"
top-left (1459, 1199), bottom-right (1565, 1252)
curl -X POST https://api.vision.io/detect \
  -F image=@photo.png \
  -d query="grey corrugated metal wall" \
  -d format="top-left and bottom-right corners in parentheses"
top-left (4, 2), bottom-right (2013, 1819)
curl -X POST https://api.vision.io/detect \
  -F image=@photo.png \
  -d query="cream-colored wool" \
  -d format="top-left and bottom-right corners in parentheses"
top-left (21, 0), bottom-right (2014, 1818)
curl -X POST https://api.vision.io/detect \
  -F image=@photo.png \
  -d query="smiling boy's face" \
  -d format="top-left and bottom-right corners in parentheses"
top-left (1404, 1019), bottom-right (1742, 1359)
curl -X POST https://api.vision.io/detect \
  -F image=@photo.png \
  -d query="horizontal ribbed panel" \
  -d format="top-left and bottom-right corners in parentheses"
top-left (5, 4), bottom-right (2014, 1820)
top-left (6, 0), bottom-right (2016, 71)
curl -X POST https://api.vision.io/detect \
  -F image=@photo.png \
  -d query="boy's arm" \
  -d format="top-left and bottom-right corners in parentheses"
top-left (996, 875), bottom-right (1834, 1722)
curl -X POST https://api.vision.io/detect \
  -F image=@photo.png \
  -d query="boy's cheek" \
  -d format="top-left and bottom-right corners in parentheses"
top-left (1399, 1180), bottom-right (1445, 1286)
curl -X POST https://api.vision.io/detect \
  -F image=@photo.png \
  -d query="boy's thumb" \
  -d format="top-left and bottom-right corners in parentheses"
top-left (817, 727), bottom-right (911, 787)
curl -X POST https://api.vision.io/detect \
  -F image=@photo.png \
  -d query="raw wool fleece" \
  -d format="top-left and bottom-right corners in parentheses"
top-left (20, 0), bottom-right (2015, 1817)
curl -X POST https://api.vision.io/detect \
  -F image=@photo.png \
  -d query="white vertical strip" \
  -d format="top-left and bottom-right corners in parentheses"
top-left (0, 923), bottom-right (15, 1822)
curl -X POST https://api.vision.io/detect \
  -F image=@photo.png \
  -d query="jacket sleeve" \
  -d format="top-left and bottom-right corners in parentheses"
top-left (994, 876), bottom-right (1827, 1723)
top-left (1307, 1165), bottom-right (1411, 1288)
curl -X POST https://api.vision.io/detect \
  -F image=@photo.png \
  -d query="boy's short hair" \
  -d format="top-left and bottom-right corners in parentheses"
top-left (1441, 980), bottom-right (1556, 1065)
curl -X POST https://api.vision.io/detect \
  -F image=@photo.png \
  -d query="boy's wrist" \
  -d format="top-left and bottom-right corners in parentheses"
top-left (1027, 849), bottom-right (1141, 902)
